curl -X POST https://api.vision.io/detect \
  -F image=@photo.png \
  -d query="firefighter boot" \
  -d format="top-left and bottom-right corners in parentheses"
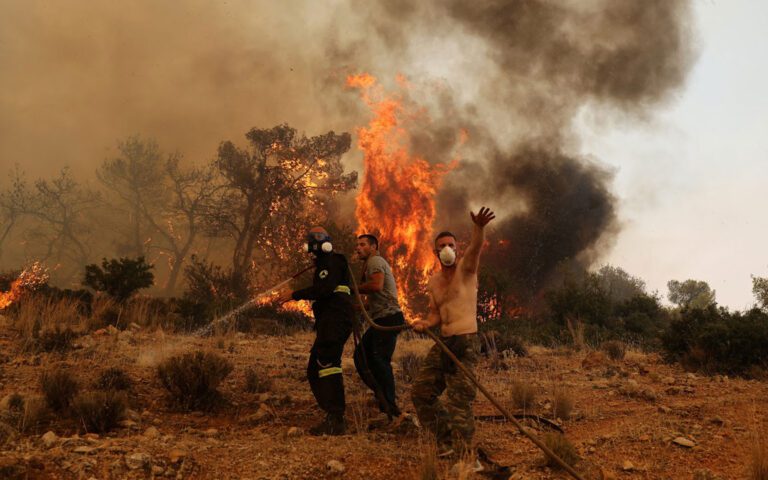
top-left (309, 413), bottom-right (347, 436)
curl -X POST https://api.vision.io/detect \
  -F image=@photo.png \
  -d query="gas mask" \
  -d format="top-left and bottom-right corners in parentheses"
top-left (438, 246), bottom-right (456, 266)
top-left (305, 231), bottom-right (333, 255)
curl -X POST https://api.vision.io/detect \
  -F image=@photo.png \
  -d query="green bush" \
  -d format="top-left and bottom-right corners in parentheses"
top-left (83, 256), bottom-right (154, 303)
top-left (662, 306), bottom-right (768, 376)
top-left (157, 351), bottom-right (233, 410)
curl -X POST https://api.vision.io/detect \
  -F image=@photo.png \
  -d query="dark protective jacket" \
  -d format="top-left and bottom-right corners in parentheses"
top-left (291, 252), bottom-right (352, 307)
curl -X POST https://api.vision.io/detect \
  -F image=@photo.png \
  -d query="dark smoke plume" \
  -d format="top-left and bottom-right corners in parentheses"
top-left (329, 0), bottom-right (696, 298)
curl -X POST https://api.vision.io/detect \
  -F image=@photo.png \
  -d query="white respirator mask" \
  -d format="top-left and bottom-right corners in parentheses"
top-left (438, 246), bottom-right (456, 266)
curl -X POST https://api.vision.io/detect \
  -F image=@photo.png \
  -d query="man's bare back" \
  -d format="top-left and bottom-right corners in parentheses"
top-left (414, 207), bottom-right (496, 336)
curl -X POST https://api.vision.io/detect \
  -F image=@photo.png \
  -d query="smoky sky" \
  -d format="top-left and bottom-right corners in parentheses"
top-left (0, 0), bottom-right (696, 294)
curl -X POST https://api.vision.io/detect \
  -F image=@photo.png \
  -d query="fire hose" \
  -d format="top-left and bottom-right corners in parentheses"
top-left (201, 263), bottom-right (585, 479)
top-left (195, 265), bottom-right (315, 337)
top-left (346, 264), bottom-right (587, 480)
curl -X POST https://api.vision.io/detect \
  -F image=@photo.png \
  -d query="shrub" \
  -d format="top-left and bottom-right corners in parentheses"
top-left (244, 367), bottom-right (272, 394)
top-left (481, 330), bottom-right (527, 358)
top-left (157, 351), bottom-right (233, 410)
top-left (511, 380), bottom-right (537, 411)
top-left (553, 388), bottom-right (575, 421)
top-left (94, 367), bottom-right (132, 391)
top-left (72, 391), bottom-right (128, 433)
top-left (662, 306), bottom-right (768, 376)
top-left (40, 368), bottom-right (79, 412)
top-left (600, 340), bottom-right (626, 361)
top-left (36, 327), bottom-right (78, 353)
top-left (398, 351), bottom-right (423, 384)
top-left (83, 256), bottom-right (154, 303)
top-left (2, 394), bottom-right (51, 434)
top-left (543, 433), bottom-right (580, 469)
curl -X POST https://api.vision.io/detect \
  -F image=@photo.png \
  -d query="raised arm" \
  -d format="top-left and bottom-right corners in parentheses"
top-left (461, 206), bottom-right (495, 275)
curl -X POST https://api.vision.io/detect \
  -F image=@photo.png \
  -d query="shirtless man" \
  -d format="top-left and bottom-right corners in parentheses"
top-left (411, 207), bottom-right (495, 456)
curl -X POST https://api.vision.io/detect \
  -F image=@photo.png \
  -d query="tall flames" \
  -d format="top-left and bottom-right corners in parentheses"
top-left (347, 73), bottom-right (456, 319)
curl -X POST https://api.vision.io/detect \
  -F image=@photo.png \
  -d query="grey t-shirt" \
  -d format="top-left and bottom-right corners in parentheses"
top-left (363, 255), bottom-right (401, 319)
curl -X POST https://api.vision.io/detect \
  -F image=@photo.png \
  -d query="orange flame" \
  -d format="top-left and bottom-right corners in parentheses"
top-left (347, 73), bottom-right (457, 320)
top-left (254, 291), bottom-right (313, 317)
top-left (0, 262), bottom-right (50, 310)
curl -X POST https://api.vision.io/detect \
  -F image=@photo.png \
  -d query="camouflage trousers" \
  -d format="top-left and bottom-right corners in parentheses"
top-left (411, 333), bottom-right (479, 452)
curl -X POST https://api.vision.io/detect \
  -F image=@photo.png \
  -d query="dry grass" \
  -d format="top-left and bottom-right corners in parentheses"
top-left (2, 394), bottom-right (50, 434)
top-left (553, 387), bottom-right (575, 420)
top-left (72, 390), bottom-right (128, 434)
top-left (244, 366), bottom-right (272, 393)
top-left (752, 434), bottom-right (768, 480)
top-left (511, 380), bottom-right (537, 411)
top-left (13, 296), bottom-right (83, 350)
top-left (88, 294), bottom-right (120, 330)
top-left (94, 367), bottom-right (133, 391)
top-left (40, 367), bottom-right (79, 412)
top-left (412, 441), bottom-right (440, 480)
top-left (543, 432), bottom-right (580, 470)
top-left (601, 340), bottom-right (627, 361)
top-left (395, 337), bottom-right (430, 384)
top-left (157, 351), bottom-right (233, 411)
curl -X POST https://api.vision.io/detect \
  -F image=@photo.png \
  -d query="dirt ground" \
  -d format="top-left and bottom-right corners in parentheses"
top-left (1, 319), bottom-right (767, 480)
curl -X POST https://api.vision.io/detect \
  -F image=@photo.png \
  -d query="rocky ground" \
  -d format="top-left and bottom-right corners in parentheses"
top-left (1, 317), bottom-right (767, 480)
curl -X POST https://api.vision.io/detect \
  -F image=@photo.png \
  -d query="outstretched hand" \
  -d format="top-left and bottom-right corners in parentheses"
top-left (470, 206), bottom-right (495, 227)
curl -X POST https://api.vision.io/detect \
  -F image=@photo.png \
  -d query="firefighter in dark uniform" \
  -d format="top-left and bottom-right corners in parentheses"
top-left (278, 226), bottom-right (354, 435)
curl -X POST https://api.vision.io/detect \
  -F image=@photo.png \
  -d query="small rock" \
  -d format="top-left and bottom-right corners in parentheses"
top-left (73, 446), bottom-right (96, 454)
top-left (599, 467), bottom-right (617, 480)
top-left (125, 452), bottom-right (150, 470)
top-left (665, 386), bottom-right (681, 395)
top-left (152, 465), bottom-right (165, 475)
top-left (658, 405), bottom-right (672, 414)
top-left (168, 449), bottom-right (187, 464)
top-left (143, 426), bottom-right (160, 439)
top-left (638, 434), bottom-right (650, 442)
top-left (622, 460), bottom-right (635, 471)
top-left (41, 431), bottom-right (59, 449)
top-left (709, 416), bottom-right (725, 426)
top-left (126, 409), bottom-right (141, 422)
top-left (693, 468), bottom-right (723, 480)
top-left (662, 376), bottom-right (676, 385)
top-left (286, 427), bottom-right (302, 437)
top-left (128, 322), bottom-right (141, 332)
top-left (326, 460), bottom-right (345, 474)
top-left (672, 437), bottom-right (696, 448)
top-left (203, 428), bottom-right (219, 437)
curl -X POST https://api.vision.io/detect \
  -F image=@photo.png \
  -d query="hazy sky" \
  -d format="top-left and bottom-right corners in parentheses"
top-left (0, 1), bottom-right (765, 309)
top-left (584, 0), bottom-right (768, 308)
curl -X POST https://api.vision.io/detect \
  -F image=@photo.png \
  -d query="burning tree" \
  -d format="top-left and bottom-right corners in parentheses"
top-left (205, 124), bottom-right (357, 289)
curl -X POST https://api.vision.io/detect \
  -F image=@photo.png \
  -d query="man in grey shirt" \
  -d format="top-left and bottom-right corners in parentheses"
top-left (353, 234), bottom-right (407, 422)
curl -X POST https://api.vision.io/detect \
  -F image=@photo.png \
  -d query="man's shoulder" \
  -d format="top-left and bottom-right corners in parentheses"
top-left (366, 255), bottom-right (390, 270)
